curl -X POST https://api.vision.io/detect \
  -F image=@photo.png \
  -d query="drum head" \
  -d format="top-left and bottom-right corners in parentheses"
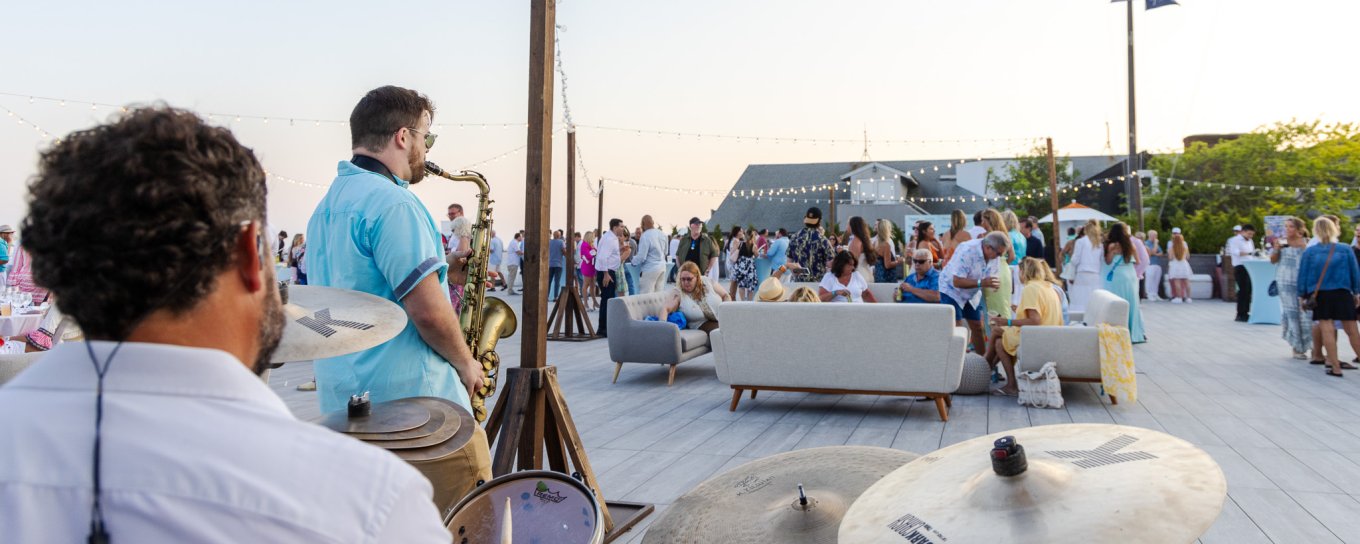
top-left (446, 470), bottom-right (603, 544)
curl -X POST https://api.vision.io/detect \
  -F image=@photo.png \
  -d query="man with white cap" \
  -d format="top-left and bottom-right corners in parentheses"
top-left (1227, 224), bottom-right (1259, 321)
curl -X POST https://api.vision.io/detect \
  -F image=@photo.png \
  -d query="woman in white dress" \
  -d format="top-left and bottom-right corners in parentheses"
top-left (1166, 229), bottom-right (1194, 303)
top-left (846, 216), bottom-right (878, 285)
top-left (1068, 220), bottom-right (1105, 313)
top-left (819, 250), bottom-right (879, 303)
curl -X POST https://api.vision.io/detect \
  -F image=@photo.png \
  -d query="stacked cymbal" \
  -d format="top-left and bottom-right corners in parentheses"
top-left (316, 396), bottom-right (490, 516)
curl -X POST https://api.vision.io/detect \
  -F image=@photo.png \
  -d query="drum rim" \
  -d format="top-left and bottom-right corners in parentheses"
top-left (443, 469), bottom-right (605, 540)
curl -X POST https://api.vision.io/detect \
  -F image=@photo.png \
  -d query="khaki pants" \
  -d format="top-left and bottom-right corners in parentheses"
top-left (427, 425), bottom-right (493, 519)
top-left (639, 265), bottom-right (667, 294)
top-left (507, 265), bottom-right (519, 293)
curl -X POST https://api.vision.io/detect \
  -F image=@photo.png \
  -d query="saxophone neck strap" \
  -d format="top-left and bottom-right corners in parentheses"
top-left (350, 154), bottom-right (404, 186)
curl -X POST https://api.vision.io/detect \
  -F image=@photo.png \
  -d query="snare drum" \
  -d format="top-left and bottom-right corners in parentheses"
top-left (445, 470), bottom-right (605, 544)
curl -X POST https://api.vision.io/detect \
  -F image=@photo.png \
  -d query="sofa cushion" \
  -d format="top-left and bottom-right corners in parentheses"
top-left (678, 329), bottom-right (709, 352)
top-left (786, 281), bottom-right (901, 303)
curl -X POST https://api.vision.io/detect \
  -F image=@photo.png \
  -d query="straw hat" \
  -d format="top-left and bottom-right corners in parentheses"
top-left (756, 276), bottom-right (787, 302)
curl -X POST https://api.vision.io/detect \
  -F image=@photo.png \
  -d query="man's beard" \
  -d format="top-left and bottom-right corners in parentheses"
top-left (407, 145), bottom-right (426, 184)
top-left (251, 294), bottom-right (286, 376)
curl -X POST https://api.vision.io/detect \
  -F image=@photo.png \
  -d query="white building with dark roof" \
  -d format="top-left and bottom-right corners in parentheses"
top-left (708, 155), bottom-right (1127, 232)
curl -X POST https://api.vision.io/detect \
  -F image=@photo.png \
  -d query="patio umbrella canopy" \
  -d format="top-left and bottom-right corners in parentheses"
top-left (1038, 202), bottom-right (1119, 226)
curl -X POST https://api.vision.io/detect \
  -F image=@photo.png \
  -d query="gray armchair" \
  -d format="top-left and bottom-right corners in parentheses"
top-left (607, 292), bottom-right (712, 385)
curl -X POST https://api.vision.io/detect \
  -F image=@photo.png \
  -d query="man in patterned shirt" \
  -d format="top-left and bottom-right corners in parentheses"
top-left (940, 232), bottom-right (1010, 353)
top-left (789, 207), bottom-right (833, 282)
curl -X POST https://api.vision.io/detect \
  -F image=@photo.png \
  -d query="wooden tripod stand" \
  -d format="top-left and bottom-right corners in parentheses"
top-left (492, 1), bottom-right (652, 542)
top-left (484, 367), bottom-right (653, 541)
top-left (547, 129), bottom-right (596, 341)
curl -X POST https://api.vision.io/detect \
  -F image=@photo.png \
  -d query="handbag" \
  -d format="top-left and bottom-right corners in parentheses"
top-left (1302, 244), bottom-right (1335, 312)
top-left (1268, 281), bottom-right (1279, 297)
top-left (1017, 362), bottom-right (1064, 409)
top-left (26, 327), bottom-right (54, 351)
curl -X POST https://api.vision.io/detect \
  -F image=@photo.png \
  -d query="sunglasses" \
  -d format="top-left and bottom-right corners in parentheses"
top-left (406, 127), bottom-right (438, 150)
top-left (913, 259), bottom-right (930, 265)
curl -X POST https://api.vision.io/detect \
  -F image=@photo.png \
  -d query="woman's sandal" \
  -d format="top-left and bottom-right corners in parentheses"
top-left (1327, 369), bottom-right (1345, 377)
top-left (1341, 362), bottom-right (1358, 370)
top-left (1311, 359), bottom-right (1326, 365)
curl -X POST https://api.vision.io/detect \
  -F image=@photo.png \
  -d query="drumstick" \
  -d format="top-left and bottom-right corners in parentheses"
top-left (501, 497), bottom-right (513, 544)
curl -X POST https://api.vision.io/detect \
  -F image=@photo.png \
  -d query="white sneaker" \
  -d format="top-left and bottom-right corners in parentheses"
top-left (1148, 295), bottom-right (1161, 302)
top-left (1171, 297), bottom-right (1182, 304)
top-left (1184, 297), bottom-right (1193, 304)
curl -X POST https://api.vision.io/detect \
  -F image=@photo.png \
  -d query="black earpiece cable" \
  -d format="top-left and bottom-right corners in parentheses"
top-left (85, 340), bottom-right (125, 544)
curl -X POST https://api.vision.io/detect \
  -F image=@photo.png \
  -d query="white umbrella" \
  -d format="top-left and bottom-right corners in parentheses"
top-left (1038, 203), bottom-right (1118, 225)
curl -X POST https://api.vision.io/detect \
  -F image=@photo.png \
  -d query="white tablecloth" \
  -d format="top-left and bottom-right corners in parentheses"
top-left (0, 313), bottom-right (43, 337)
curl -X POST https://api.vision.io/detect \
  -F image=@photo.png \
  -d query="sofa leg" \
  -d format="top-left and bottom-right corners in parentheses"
top-left (730, 388), bottom-right (743, 411)
top-left (750, 389), bottom-right (757, 400)
top-left (612, 362), bottom-right (622, 384)
top-left (944, 394), bottom-right (952, 408)
top-left (667, 364), bottom-right (677, 386)
top-left (934, 397), bottom-right (949, 422)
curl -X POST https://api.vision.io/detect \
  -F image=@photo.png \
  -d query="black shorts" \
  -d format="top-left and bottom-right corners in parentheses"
top-left (1311, 289), bottom-right (1357, 321)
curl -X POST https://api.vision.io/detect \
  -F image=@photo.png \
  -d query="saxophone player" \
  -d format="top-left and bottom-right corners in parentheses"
top-left (305, 86), bottom-right (484, 416)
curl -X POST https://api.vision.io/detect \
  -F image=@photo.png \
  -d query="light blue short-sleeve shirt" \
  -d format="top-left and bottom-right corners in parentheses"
top-left (305, 161), bottom-right (472, 414)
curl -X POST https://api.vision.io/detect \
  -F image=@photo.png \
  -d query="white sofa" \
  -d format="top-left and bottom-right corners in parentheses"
top-left (711, 301), bottom-right (968, 421)
top-left (1016, 289), bottom-right (1131, 404)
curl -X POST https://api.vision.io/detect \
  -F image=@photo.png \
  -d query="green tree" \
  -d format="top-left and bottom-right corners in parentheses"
top-left (1144, 120), bottom-right (1360, 252)
top-left (986, 146), bottom-right (1083, 218)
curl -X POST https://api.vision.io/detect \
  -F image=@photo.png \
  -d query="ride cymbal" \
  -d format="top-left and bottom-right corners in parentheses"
top-left (839, 424), bottom-right (1227, 544)
top-left (643, 446), bottom-right (918, 544)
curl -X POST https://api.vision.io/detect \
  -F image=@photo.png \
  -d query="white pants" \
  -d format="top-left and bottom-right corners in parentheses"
top-left (1144, 264), bottom-right (1163, 299)
top-left (639, 265), bottom-right (667, 294)
top-left (1010, 264), bottom-right (1022, 306)
top-left (1069, 271), bottom-right (1101, 314)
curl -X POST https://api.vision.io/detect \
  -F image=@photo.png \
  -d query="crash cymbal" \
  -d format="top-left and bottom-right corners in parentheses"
top-left (271, 285), bottom-right (407, 363)
top-left (642, 446), bottom-right (918, 544)
top-left (839, 424), bottom-right (1227, 544)
top-left (315, 397), bottom-right (432, 434)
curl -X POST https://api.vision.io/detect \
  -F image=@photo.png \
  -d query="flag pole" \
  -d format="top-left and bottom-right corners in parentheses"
top-left (1127, 0), bottom-right (1144, 231)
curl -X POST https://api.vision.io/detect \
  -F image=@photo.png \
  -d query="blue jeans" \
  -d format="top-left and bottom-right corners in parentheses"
top-left (548, 266), bottom-right (563, 300)
top-left (625, 264), bottom-right (640, 296)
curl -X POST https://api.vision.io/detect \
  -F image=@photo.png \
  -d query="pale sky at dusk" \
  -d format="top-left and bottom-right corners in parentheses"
top-left (2, 0), bottom-right (1356, 237)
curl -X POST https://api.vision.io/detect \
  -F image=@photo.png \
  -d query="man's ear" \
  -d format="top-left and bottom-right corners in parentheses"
top-left (236, 221), bottom-right (267, 293)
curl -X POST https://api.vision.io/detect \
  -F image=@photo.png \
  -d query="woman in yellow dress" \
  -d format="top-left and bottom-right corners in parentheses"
top-left (987, 258), bottom-right (1064, 396)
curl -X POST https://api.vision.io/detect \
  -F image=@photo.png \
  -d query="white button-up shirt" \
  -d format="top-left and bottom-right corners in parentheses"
top-left (1226, 234), bottom-right (1258, 263)
top-left (0, 342), bottom-right (449, 544)
top-left (596, 230), bottom-right (623, 271)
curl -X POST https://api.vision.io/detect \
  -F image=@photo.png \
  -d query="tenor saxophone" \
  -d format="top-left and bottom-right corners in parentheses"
top-left (425, 161), bottom-right (518, 422)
